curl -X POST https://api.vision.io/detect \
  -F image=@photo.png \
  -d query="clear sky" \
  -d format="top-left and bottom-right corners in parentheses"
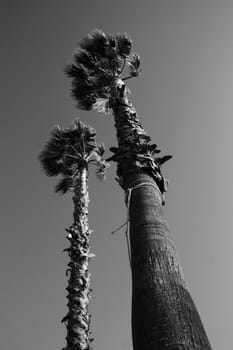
top-left (1, 1), bottom-right (233, 349)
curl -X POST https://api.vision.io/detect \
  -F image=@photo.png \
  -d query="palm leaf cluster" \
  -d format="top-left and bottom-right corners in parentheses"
top-left (108, 142), bottom-right (172, 197)
top-left (65, 29), bottom-right (141, 113)
top-left (39, 119), bottom-right (109, 194)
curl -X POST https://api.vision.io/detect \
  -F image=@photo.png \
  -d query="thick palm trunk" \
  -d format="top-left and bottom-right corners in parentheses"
top-left (110, 85), bottom-right (212, 350)
top-left (62, 166), bottom-right (93, 350)
top-left (126, 172), bottom-right (211, 350)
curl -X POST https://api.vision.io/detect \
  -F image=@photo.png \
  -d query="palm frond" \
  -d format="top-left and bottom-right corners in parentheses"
top-left (38, 126), bottom-right (66, 176)
top-left (115, 33), bottom-right (133, 58)
top-left (80, 29), bottom-right (108, 58)
top-left (127, 53), bottom-right (141, 77)
top-left (50, 125), bottom-right (64, 141)
top-left (39, 151), bottom-right (64, 177)
top-left (73, 49), bottom-right (97, 71)
top-left (71, 88), bottom-right (96, 110)
top-left (55, 177), bottom-right (75, 194)
top-left (105, 34), bottom-right (117, 58)
top-left (156, 155), bottom-right (173, 166)
top-left (64, 119), bottom-right (95, 141)
top-left (65, 63), bottom-right (89, 81)
top-left (95, 160), bottom-right (110, 181)
top-left (78, 97), bottom-right (96, 111)
top-left (61, 157), bottom-right (79, 176)
top-left (42, 141), bottom-right (64, 158)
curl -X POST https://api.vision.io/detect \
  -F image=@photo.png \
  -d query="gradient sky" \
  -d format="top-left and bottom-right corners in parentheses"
top-left (1, 1), bottom-right (233, 349)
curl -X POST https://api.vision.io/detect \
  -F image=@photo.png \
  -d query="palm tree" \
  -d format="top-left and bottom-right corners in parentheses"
top-left (65, 30), bottom-right (212, 350)
top-left (39, 119), bottom-right (108, 350)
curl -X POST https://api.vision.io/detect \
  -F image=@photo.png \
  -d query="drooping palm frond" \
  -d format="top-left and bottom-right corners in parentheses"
top-left (127, 53), bottom-right (141, 78)
top-left (55, 177), bottom-right (76, 194)
top-left (66, 29), bottom-right (141, 113)
top-left (39, 125), bottom-right (66, 177)
top-left (39, 119), bottom-right (109, 193)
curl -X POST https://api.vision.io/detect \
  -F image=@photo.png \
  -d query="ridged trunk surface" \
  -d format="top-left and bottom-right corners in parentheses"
top-left (111, 85), bottom-right (212, 350)
top-left (125, 172), bottom-right (212, 350)
top-left (63, 167), bottom-right (93, 350)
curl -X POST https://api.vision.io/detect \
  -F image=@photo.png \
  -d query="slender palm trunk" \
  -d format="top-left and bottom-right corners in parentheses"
top-left (63, 166), bottom-right (93, 350)
top-left (111, 85), bottom-right (212, 350)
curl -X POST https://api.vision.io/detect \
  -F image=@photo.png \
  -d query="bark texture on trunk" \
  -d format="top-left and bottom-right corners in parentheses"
top-left (62, 167), bottom-right (93, 350)
top-left (109, 82), bottom-right (212, 350)
top-left (126, 172), bottom-right (212, 350)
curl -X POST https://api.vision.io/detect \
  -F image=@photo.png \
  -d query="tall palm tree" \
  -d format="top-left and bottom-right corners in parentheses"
top-left (65, 30), bottom-right (212, 350)
top-left (39, 119), bottom-right (108, 350)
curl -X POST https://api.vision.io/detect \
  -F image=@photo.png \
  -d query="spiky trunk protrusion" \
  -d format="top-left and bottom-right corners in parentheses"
top-left (109, 81), bottom-right (212, 350)
top-left (108, 80), bottom-right (169, 198)
top-left (62, 167), bottom-right (93, 350)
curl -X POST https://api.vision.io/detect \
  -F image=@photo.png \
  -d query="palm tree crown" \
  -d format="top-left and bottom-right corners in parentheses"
top-left (66, 30), bottom-right (171, 199)
top-left (39, 118), bottom-right (108, 193)
top-left (65, 29), bottom-right (141, 113)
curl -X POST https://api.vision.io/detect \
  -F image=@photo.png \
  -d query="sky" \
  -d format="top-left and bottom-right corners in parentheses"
top-left (1, 1), bottom-right (233, 349)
